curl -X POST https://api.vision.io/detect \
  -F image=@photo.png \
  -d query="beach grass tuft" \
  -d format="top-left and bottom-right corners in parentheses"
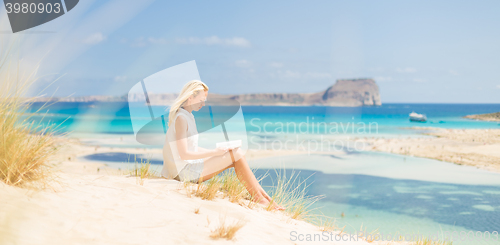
top-left (182, 179), bottom-right (194, 198)
top-left (317, 215), bottom-right (338, 232)
top-left (0, 56), bottom-right (59, 188)
top-left (182, 168), bottom-right (252, 203)
top-left (218, 168), bottom-right (251, 203)
top-left (194, 175), bottom-right (222, 200)
top-left (128, 155), bottom-right (160, 185)
top-left (358, 224), bottom-right (380, 243)
top-left (182, 167), bottom-right (323, 221)
top-left (209, 215), bottom-right (245, 240)
top-left (265, 169), bottom-right (324, 221)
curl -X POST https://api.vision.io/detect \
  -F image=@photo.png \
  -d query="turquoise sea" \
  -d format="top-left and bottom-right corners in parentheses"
top-left (29, 102), bottom-right (500, 135)
top-left (29, 102), bottom-right (500, 244)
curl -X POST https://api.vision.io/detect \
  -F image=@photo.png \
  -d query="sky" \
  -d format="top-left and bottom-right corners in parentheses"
top-left (1, 0), bottom-right (499, 103)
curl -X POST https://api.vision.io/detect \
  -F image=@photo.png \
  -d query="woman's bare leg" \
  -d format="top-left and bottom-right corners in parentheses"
top-left (199, 149), bottom-right (283, 209)
top-left (200, 158), bottom-right (273, 203)
top-left (199, 149), bottom-right (266, 203)
top-left (232, 159), bottom-right (283, 210)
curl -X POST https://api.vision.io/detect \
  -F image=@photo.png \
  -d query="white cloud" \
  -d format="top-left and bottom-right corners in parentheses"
top-left (124, 37), bottom-right (166, 47)
top-left (175, 36), bottom-right (251, 47)
top-left (123, 36), bottom-right (250, 48)
top-left (82, 32), bottom-right (106, 45)
top-left (449, 69), bottom-right (459, 76)
top-left (374, 76), bottom-right (393, 82)
top-left (496, 85), bottom-right (500, 89)
top-left (114, 76), bottom-right (127, 82)
top-left (396, 67), bottom-right (417, 73)
top-left (282, 70), bottom-right (301, 79)
top-left (148, 37), bottom-right (168, 45)
top-left (129, 37), bottom-right (147, 47)
top-left (235, 60), bottom-right (252, 67)
top-left (269, 62), bottom-right (284, 68)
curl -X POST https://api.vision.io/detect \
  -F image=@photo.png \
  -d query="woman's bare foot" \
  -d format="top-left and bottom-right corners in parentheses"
top-left (254, 195), bottom-right (285, 211)
top-left (258, 188), bottom-right (285, 210)
top-left (268, 202), bottom-right (285, 211)
top-left (258, 186), bottom-right (275, 201)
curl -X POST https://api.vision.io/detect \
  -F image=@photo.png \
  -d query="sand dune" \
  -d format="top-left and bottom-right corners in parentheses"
top-left (1, 139), bottom-right (409, 245)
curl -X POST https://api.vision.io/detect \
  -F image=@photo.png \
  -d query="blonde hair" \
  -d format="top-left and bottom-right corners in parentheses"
top-left (167, 80), bottom-right (209, 127)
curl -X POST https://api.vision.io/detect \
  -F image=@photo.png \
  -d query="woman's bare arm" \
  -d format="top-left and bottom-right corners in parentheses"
top-left (199, 146), bottom-right (238, 153)
top-left (175, 116), bottom-right (222, 160)
top-left (197, 146), bottom-right (211, 153)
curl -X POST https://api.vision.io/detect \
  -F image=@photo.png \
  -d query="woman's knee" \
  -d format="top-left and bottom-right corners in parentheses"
top-left (227, 148), bottom-right (244, 161)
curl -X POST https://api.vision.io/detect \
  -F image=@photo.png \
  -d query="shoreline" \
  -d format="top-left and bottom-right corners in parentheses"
top-left (3, 129), bottom-right (498, 244)
top-left (63, 126), bottom-right (500, 178)
top-left (361, 127), bottom-right (500, 173)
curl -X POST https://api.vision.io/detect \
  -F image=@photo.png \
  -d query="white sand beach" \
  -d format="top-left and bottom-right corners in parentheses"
top-left (0, 138), bottom-right (412, 245)
top-left (362, 127), bottom-right (500, 173)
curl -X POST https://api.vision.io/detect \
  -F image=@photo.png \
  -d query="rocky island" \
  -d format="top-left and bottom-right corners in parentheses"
top-left (464, 112), bottom-right (500, 122)
top-left (203, 78), bottom-right (381, 107)
top-left (35, 78), bottom-right (382, 107)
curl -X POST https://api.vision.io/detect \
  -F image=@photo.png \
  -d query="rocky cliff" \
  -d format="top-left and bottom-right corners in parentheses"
top-left (34, 78), bottom-right (382, 107)
top-left (320, 78), bottom-right (382, 106)
top-left (202, 78), bottom-right (381, 106)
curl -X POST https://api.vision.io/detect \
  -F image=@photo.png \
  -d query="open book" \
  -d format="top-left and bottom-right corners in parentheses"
top-left (216, 140), bottom-right (242, 150)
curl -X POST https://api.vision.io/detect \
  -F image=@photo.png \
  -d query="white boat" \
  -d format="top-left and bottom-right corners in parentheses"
top-left (409, 111), bottom-right (427, 122)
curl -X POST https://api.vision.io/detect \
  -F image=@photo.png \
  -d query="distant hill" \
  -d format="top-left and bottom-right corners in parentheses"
top-left (464, 112), bottom-right (500, 122)
top-left (34, 78), bottom-right (382, 107)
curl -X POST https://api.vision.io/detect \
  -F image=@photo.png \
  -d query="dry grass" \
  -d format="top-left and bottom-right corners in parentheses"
top-left (208, 215), bottom-right (246, 240)
top-left (182, 168), bottom-right (252, 203)
top-left (218, 169), bottom-right (251, 203)
top-left (181, 167), bottom-right (323, 221)
top-left (0, 53), bottom-right (60, 188)
top-left (358, 224), bottom-right (380, 243)
top-left (265, 169), bottom-right (323, 221)
top-left (194, 175), bottom-right (222, 200)
top-left (182, 179), bottom-right (194, 198)
top-left (180, 166), bottom-right (460, 244)
top-left (127, 155), bottom-right (160, 185)
top-left (317, 215), bottom-right (338, 232)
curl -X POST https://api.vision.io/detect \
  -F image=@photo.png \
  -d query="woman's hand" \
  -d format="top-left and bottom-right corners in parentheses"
top-left (213, 146), bottom-right (229, 156)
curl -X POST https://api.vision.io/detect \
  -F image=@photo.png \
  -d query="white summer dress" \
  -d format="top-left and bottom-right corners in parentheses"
top-left (162, 107), bottom-right (204, 183)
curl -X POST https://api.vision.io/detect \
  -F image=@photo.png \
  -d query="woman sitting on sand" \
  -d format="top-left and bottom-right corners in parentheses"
top-left (162, 80), bottom-right (284, 210)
